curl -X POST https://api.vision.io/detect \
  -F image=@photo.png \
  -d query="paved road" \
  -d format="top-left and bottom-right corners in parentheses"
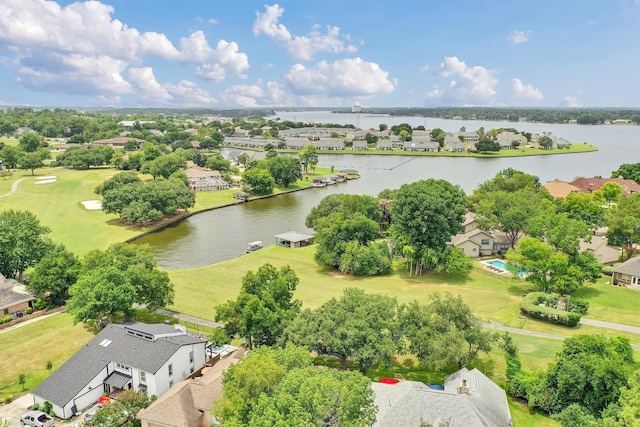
top-left (0, 177), bottom-right (26, 198)
top-left (580, 317), bottom-right (640, 334)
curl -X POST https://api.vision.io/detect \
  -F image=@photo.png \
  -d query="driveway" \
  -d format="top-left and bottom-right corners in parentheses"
top-left (0, 393), bottom-right (33, 426)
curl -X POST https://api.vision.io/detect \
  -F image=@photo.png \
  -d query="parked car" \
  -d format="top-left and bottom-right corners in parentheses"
top-left (20, 410), bottom-right (54, 427)
top-left (83, 404), bottom-right (103, 425)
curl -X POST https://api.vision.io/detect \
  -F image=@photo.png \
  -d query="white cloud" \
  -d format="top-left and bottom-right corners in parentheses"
top-left (221, 80), bottom-right (290, 107)
top-left (419, 65), bottom-right (430, 72)
top-left (253, 4), bottom-right (357, 61)
top-left (128, 67), bottom-right (217, 106)
top-left (283, 57), bottom-right (395, 98)
top-left (195, 40), bottom-right (249, 81)
top-left (0, 0), bottom-right (247, 102)
top-left (508, 30), bottom-right (531, 45)
top-left (427, 57), bottom-right (498, 105)
top-left (509, 78), bottom-right (544, 102)
top-left (560, 96), bottom-right (582, 107)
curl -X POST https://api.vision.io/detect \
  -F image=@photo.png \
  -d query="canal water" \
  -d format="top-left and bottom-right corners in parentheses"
top-left (134, 112), bottom-right (640, 270)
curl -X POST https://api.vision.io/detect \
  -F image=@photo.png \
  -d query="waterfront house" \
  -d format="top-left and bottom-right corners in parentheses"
top-left (275, 231), bottom-right (315, 248)
top-left (32, 322), bottom-right (208, 419)
top-left (376, 141), bottom-right (394, 151)
top-left (316, 139), bottom-right (344, 151)
top-left (185, 164), bottom-right (228, 192)
top-left (352, 141), bottom-right (368, 151)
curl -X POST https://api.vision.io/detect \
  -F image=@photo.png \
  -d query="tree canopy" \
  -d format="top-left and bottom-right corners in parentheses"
top-left (390, 179), bottom-right (467, 273)
top-left (0, 209), bottom-right (52, 280)
top-left (605, 193), bottom-right (640, 256)
top-left (26, 243), bottom-right (81, 306)
top-left (216, 264), bottom-right (301, 350)
top-left (611, 162), bottom-right (640, 183)
top-left (281, 287), bottom-right (399, 373)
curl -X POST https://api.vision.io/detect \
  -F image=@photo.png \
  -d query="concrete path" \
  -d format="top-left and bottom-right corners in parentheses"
top-left (0, 177), bottom-right (27, 198)
top-left (580, 317), bottom-right (640, 335)
top-left (482, 321), bottom-right (640, 351)
top-left (0, 393), bottom-right (33, 426)
top-left (0, 311), bottom-right (61, 335)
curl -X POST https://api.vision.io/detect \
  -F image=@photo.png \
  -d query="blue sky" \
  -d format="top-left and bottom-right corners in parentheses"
top-left (0, 0), bottom-right (638, 108)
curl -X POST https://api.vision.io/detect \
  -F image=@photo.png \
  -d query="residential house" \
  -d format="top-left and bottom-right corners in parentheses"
top-left (450, 229), bottom-right (495, 257)
top-left (283, 137), bottom-right (312, 150)
top-left (137, 347), bottom-right (243, 427)
top-left (544, 179), bottom-right (581, 198)
top-left (570, 177), bottom-right (640, 196)
top-left (376, 141), bottom-right (394, 151)
top-left (32, 322), bottom-right (208, 419)
top-left (552, 137), bottom-right (571, 148)
top-left (612, 257), bottom-right (640, 287)
top-left (14, 126), bottom-right (36, 136)
top-left (316, 138), bottom-right (344, 151)
top-left (0, 273), bottom-right (35, 319)
top-left (579, 236), bottom-right (620, 265)
top-left (185, 164), bottom-right (228, 191)
top-left (352, 141), bottom-right (368, 151)
top-left (444, 136), bottom-right (468, 152)
top-left (372, 367), bottom-right (512, 427)
top-left (402, 141), bottom-right (439, 152)
top-left (455, 131), bottom-right (479, 142)
top-left (496, 132), bottom-right (524, 149)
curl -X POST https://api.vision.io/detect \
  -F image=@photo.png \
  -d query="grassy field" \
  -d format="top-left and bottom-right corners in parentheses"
top-left (167, 245), bottom-right (640, 346)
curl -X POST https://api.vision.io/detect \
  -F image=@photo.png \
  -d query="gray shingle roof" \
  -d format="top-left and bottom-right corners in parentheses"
top-left (33, 323), bottom-right (205, 408)
top-left (372, 368), bottom-right (512, 427)
top-left (614, 257), bottom-right (640, 276)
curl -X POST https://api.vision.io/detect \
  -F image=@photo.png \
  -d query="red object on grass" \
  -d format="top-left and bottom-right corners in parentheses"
top-left (379, 377), bottom-right (399, 384)
top-left (98, 396), bottom-right (111, 404)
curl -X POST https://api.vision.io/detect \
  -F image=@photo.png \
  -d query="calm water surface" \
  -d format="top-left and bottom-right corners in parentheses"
top-left (135, 112), bottom-right (640, 270)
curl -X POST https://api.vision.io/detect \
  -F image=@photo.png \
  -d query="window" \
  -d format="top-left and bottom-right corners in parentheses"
top-left (140, 371), bottom-right (146, 384)
top-left (3, 308), bottom-right (8, 315)
top-left (472, 248), bottom-right (477, 252)
top-left (116, 363), bottom-right (130, 371)
top-left (189, 351), bottom-right (194, 364)
top-left (481, 239), bottom-right (490, 245)
top-left (168, 364), bottom-right (173, 376)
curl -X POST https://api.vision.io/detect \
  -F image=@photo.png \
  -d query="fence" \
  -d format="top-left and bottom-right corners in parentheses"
top-left (176, 319), bottom-right (218, 335)
top-left (472, 265), bottom-right (522, 283)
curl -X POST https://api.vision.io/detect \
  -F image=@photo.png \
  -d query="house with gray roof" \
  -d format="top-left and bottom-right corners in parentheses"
top-left (352, 141), bottom-right (368, 151)
top-left (376, 141), bottom-right (394, 151)
top-left (402, 140), bottom-right (439, 152)
top-left (579, 236), bottom-right (620, 265)
top-left (612, 257), bottom-right (640, 287)
top-left (372, 367), bottom-right (512, 427)
top-left (32, 322), bottom-right (207, 419)
top-left (0, 273), bottom-right (35, 320)
top-left (316, 138), bottom-right (344, 150)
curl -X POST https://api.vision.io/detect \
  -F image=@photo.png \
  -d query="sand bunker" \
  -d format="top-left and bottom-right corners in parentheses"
top-left (35, 179), bottom-right (57, 184)
top-left (81, 200), bottom-right (103, 210)
top-left (36, 175), bottom-right (57, 180)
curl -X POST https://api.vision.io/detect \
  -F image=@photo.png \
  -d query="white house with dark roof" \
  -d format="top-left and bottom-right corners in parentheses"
top-left (372, 367), bottom-right (512, 427)
top-left (32, 322), bottom-right (207, 419)
top-left (0, 273), bottom-right (35, 319)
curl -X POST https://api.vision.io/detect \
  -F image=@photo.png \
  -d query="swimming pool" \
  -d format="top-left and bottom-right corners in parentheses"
top-left (484, 259), bottom-right (527, 275)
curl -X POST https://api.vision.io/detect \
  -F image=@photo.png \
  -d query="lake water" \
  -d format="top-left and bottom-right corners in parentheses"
top-left (134, 111), bottom-right (640, 270)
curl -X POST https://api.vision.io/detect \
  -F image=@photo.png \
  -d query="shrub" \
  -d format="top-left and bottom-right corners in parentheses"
top-left (520, 292), bottom-right (583, 327)
top-left (42, 401), bottom-right (53, 416)
top-left (1, 315), bottom-right (12, 324)
top-left (3, 396), bottom-right (12, 404)
top-left (34, 298), bottom-right (47, 310)
top-left (26, 308), bottom-right (33, 315)
top-left (31, 403), bottom-right (40, 411)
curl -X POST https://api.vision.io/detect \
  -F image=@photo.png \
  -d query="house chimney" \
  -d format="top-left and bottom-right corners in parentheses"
top-left (457, 379), bottom-right (470, 394)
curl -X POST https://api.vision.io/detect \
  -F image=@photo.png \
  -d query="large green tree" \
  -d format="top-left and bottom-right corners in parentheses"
top-left (605, 193), bottom-right (640, 256)
top-left (314, 213), bottom-right (380, 270)
top-left (249, 367), bottom-right (376, 427)
top-left (27, 243), bottom-right (81, 306)
top-left (611, 162), bottom-right (640, 183)
top-left (66, 266), bottom-right (137, 325)
top-left (140, 154), bottom-right (186, 179)
top-left (528, 334), bottom-right (634, 416)
top-left (215, 345), bottom-right (312, 426)
top-left (399, 293), bottom-right (493, 369)
top-left (242, 167), bottom-right (275, 195)
top-left (281, 288), bottom-right (399, 373)
top-left (0, 210), bottom-right (52, 280)
top-left (264, 155), bottom-right (302, 188)
top-left (81, 243), bottom-right (174, 311)
top-left (390, 179), bottom-right (467, 274)
top-left (557, 192), bottom-right (606, 229)
top-left (305, 194), bottom-right (381, 229)
top-left (18, 132), bottom-right (43, 152)
top-left (0, 145), bottom-right (20, 168)
top-left (298, 145), bottom-right (318, 174)
top-left (215, 264), bottom-right (301, 350)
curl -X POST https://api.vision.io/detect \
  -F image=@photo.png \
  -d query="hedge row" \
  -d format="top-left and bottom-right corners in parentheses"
top-left (520, 292), bottom-right (582, 327)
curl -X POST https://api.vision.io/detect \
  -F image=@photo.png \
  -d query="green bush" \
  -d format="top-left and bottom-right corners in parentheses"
top-left (42, 401), bottom-right (53, 416)
top-left (4, 396), bottom-right (12, 404)
top-left (34, 298), bottom-right (47, 310)
top-left (26, 307), bottom-right (33, 315)
top-left (520, 292), bottom-right (582, 327)
top-left (1, 315), bottom-right (12, 324)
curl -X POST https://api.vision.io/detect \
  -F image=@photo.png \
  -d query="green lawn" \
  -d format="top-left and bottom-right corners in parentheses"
top-left (0, 312), bottom-right (94, 400)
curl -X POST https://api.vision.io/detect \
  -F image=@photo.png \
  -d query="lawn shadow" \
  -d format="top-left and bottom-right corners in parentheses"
top-left (573, 286), bottom-right (604, 299)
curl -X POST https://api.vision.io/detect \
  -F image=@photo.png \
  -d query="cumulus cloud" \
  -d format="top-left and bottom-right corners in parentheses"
top-left (221, 80), bottom-right (289, 107)
top-left (508, 30), bottom-right (531, 44)
top-left (253, 4), bottom-right (357, 61)
top-left (128, 67), bottom-right (216, 106)
top-left (509, 78), bottom-right (544, 102)
top-left (0, 0), bottom-right (247, 102)
top-left (426, 57), bottom-right (498, 105)
top-left (283, 57), bottom-right (395, 98)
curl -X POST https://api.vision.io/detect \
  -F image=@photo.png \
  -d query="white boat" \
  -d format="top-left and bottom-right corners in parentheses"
top-left (246, 241), bottom-right (264, 253)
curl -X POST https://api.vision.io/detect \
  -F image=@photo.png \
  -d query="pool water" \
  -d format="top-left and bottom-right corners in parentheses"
top-left (487, 260), bottom-right (527, 275)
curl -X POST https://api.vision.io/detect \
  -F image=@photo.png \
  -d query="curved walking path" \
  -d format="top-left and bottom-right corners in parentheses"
top-left (0, 177), bottom-right (27, 198)
top-left (482, 320), bottom-right (640, 351)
